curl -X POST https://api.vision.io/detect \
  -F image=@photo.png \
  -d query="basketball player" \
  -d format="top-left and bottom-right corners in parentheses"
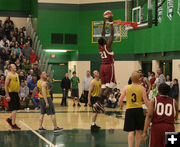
top-left (5, 64), bottom-right (21, 130)
top-left (142, 83), bottom-right (178, 147)
top-left (98, 15), bottom-right (116, 103)
top-left (119, 71), bottom-right (149, 147)
top-left (37, 71), bottom-right (63, 132)
top-left (88, 70), bottom-right (102, 131)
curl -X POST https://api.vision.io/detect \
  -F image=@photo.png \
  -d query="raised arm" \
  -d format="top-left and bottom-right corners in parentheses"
top-left (106, 17), bottom-right (114, 51)
top-left (101, 19), bottom-right (106, 37)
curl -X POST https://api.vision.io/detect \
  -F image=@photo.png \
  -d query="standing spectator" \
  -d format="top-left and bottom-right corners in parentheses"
top-left (150, 72), bottom-right (156, 89)
top-left (47, 75), bottom-right (53, 101)
top-left (171, 79), bottom-right (179, 101)
top-left (166, 75), bottom-right (172, 87)
top-left (82, 71), bottom-right (93, 107)
top-left (28, 74), bottom-right (37, 97)
top-left (19, 80), bottom-right (29, 111)
top-left (30, 49), bottom-right (36, 64)
top-left (27, 69), bottom-right (34, 83)
top-left (71, 71), bottom-right (80, 107)
top-left (61, 73), bottom-right (71, 106)
top-left (22, 42), bottom-right (32, 60)
top-left (4, 17), bottom-right (14, 26)
top-left (148, 72), bottom-right (152, 81)
top-left (156, 68), bottom-right (165, 89)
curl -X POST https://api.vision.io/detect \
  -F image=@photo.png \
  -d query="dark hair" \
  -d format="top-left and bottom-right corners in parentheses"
top-left (151, 72), bottom-right (155, 76)
top-left (98, 37), bottom-right (106, 46)
top-left (158, 83), bottom-right (170, 96)
top-left (72, 71), bottom-right (76, 74)
top-left (173, 78), bottom-right (178, 83)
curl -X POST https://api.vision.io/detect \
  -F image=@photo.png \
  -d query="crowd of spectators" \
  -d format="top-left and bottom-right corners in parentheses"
top-left (0, 17), bottom-right (39, 111)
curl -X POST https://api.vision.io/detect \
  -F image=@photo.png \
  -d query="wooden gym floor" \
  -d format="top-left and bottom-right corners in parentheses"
top-left (0, 98), bottom-right (180, 147)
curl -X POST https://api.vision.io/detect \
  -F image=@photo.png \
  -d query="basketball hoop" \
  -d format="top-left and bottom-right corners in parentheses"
top-left (113, 21), bottom-right (138, 39)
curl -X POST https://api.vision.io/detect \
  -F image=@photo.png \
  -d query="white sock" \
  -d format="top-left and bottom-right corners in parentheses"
top-left (91, 122), bottom-right (95, 126)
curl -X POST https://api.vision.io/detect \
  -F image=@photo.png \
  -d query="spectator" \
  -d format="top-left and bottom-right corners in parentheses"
top-left (26, 36), bottom-right (32, 47)
top-left (22, 42), bottom-right (32, 60)
top-left (22, 59), bottom-right (31, 74)
top-left (0, 59), bottom-right (4, 71)
top-left (150, 72), bottom-right (156, 89)
top-left (166, 75), bottom-right (172, 87)
top-left (31, 89), bottom-right (39, 110)
top-left (4, 17), bottom-right (14, 26)
top-left (0, 27), bottom-right (4, 40)
top-left (115, 89), bottom-right (121, 100)
top-left (19, 80), bottom-right (29, 111)
top-left (27, 69), bottom-right (34, 83)
top-left (15, 58), bottom-right (22, 71)
top-left (0, 75), bottom-right (5, 96)
top-left (148, 72), bottom-right (152, 81)
top-left (12, 42), bottom-right (22, 57)
top-left (10, 52), bottom-right (18, 64)
top-left (0, 48), bottom-right (9, 63)
top-left (3, 42), bottom-right (11, 55)
top-left (0, 36), bottom-right (10, 48)
top-left (28, 74), bottom-right (37, 96)
top-left (9, 31), bottom-right (14, 42)
top-left (156, 68), bottom-right (165, 89)
top-left (61, 73), bottom-right (71, 106)
top-left (30, 49), bottom-right (36, 64)
top-left (33, 61), bottom-right (40, 80)
top-left (171, 79), bottom-right (179, 101)
top-left (71, 71), bottom-right (80, 107)
top-left (0, 20), bottom-right (2, 27)
top-left (82, 71), bottom-right (93, 107)
top-left (19, 71), bottom-right (26, 82)
top-left (47, 75), bottom-right (53, 101)
top-left (19, 37), bottom-right (24, 49)
top-left (3, 23), bottom-right (10, 38)
top-left (107, 93), bottom-right (117, 108)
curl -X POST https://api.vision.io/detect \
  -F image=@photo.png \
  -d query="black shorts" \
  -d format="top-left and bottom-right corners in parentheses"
top-left (72, 89), bottom-right (79, 98)
top-left (40, 98), bottom-right (55, 115)
top-left (8, 92), bottom-right (20, 111)
top-left (90, 97), bottom-right (100, 105)
top-left (124, 108), bottom-right (144, 132)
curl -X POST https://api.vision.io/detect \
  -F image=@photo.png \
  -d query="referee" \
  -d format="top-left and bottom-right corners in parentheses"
top-left (5, 64), bottom-right (21, 130)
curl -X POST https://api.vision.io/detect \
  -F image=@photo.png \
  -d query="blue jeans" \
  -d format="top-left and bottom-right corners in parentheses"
top-left (61, 90), bottom-right (68, 105)
top-left (32, 97), bottom-right (39, 108)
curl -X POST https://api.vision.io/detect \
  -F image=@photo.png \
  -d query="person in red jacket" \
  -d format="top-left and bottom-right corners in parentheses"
top-left (30, 49), bottom-right (36, 64)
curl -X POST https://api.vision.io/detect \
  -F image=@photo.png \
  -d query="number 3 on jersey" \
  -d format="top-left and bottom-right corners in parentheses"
top-left (131, 93), bottom-right (137, 103)
top-left (100, 51), bottom-right (107, 59)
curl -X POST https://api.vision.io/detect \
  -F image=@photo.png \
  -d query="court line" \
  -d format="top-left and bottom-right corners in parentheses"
top-left (19, 120), bottom-right (55, 147)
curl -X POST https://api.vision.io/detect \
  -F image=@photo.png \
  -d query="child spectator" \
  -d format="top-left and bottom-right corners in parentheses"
top-left (171, 79), bottom-right (179, 101)
top-left (19, 80), bottom-right (29, 111)
top-left (107, 93), bottom-right (117, 108)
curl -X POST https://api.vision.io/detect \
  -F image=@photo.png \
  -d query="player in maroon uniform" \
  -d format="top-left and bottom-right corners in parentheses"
top-left (142, 83), bottom-right (179, 147)
top-left (98, 16), bottom-right (116, 103)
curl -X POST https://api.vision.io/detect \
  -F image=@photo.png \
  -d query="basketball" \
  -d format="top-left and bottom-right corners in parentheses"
top-left (103, 10), bottom-right (113, 19)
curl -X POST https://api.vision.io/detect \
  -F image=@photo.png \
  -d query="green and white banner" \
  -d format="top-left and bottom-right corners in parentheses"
top-left (178, 0), bottom-right (180, 15)
top-left (167, 0), bottom-right (174, 20)
top-left (158, 2), bottom-right (163, 23)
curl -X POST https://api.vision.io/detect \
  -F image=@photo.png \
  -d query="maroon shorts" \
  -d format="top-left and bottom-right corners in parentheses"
top-left (100, 63), bottom-right (116, 88)
top-left (150, 123), bottom-right (175, 147)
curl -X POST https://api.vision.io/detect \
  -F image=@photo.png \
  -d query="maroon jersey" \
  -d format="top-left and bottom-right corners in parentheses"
top-left (99, 45), bottom-right (114, 64)
top-left (152, 95), bottom-right (175, 124)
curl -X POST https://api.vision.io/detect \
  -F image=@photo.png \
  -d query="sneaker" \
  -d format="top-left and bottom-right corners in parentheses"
top-left (54, 127), bottom-right (63, 133)
top-left (91, 124), bottom-right (100, 131)
top-left (73, 103), bottom-right (76, 107)
top-left (38, 127), bottom-right (46, 132)
top-left (12, 124), bottom-right (21, 130)
top-left (6, 118), bottom-right (12, 128)
top-left (77, 103), bottom-right (81, 107)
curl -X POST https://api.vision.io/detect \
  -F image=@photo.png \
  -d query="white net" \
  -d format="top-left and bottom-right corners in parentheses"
top-left (121, 25), bottom-right (128, 39)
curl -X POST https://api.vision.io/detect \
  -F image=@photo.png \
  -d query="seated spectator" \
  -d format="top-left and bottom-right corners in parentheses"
top-left (0, 36), bottom-right (10, 48)
top-left (0, 75), bottom-right (5, 96)
top-left (9, 30), bottom-right (14, 41)
top-left (3, 23), bottom-right (10, 38)
top-left (171, 79), bottom-right (179, 101)
top-left (107, 93), bottom-right (117, 108)
top-left (166, 75), bottom-right (172, 88)
top-left (10, 36), bottom-right (16, 44)
top-left (22, 27), bottom-right (26, 37)
top-left (0, 58), bottom-right (4, 71)
top-left (30, 49), bottom-right (36, 64)
top-left (31, 89), bottom-right (39, 110)
top-left (15, 58), bottom-right (22, 71)
top-left (17, 32), bottom-right (25, 43)
top-left (28, 74), bottom-right (37, 96)
top-left (19, 80), bottom-right (29, 111)
top-left (10, 51), bottom-right (18, 64)
top-left (19, 71), bottom-right (26, 82)
top-left (19, 37), bottom-right (24, 49)
top-left (27, 69), bottom-right (34, 83)
top-left (0, 27), bottom-right (4, 40)
top-left (0, 48), bottom-right (9, 62)
top-left (26, 36), bottom-right (32, 47)
top-left (33, 61), bottom-right (40, 79)
top-left (22, 59), bottom-right (31, 74)
top-left (22, 42), bottom-right (32, 59)
top-left (115, 89), bottom-right (121, 100)
top-left (3, 42), bottom-right (11, 55)
top-left (12, 42), bottom-right (22, 57)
